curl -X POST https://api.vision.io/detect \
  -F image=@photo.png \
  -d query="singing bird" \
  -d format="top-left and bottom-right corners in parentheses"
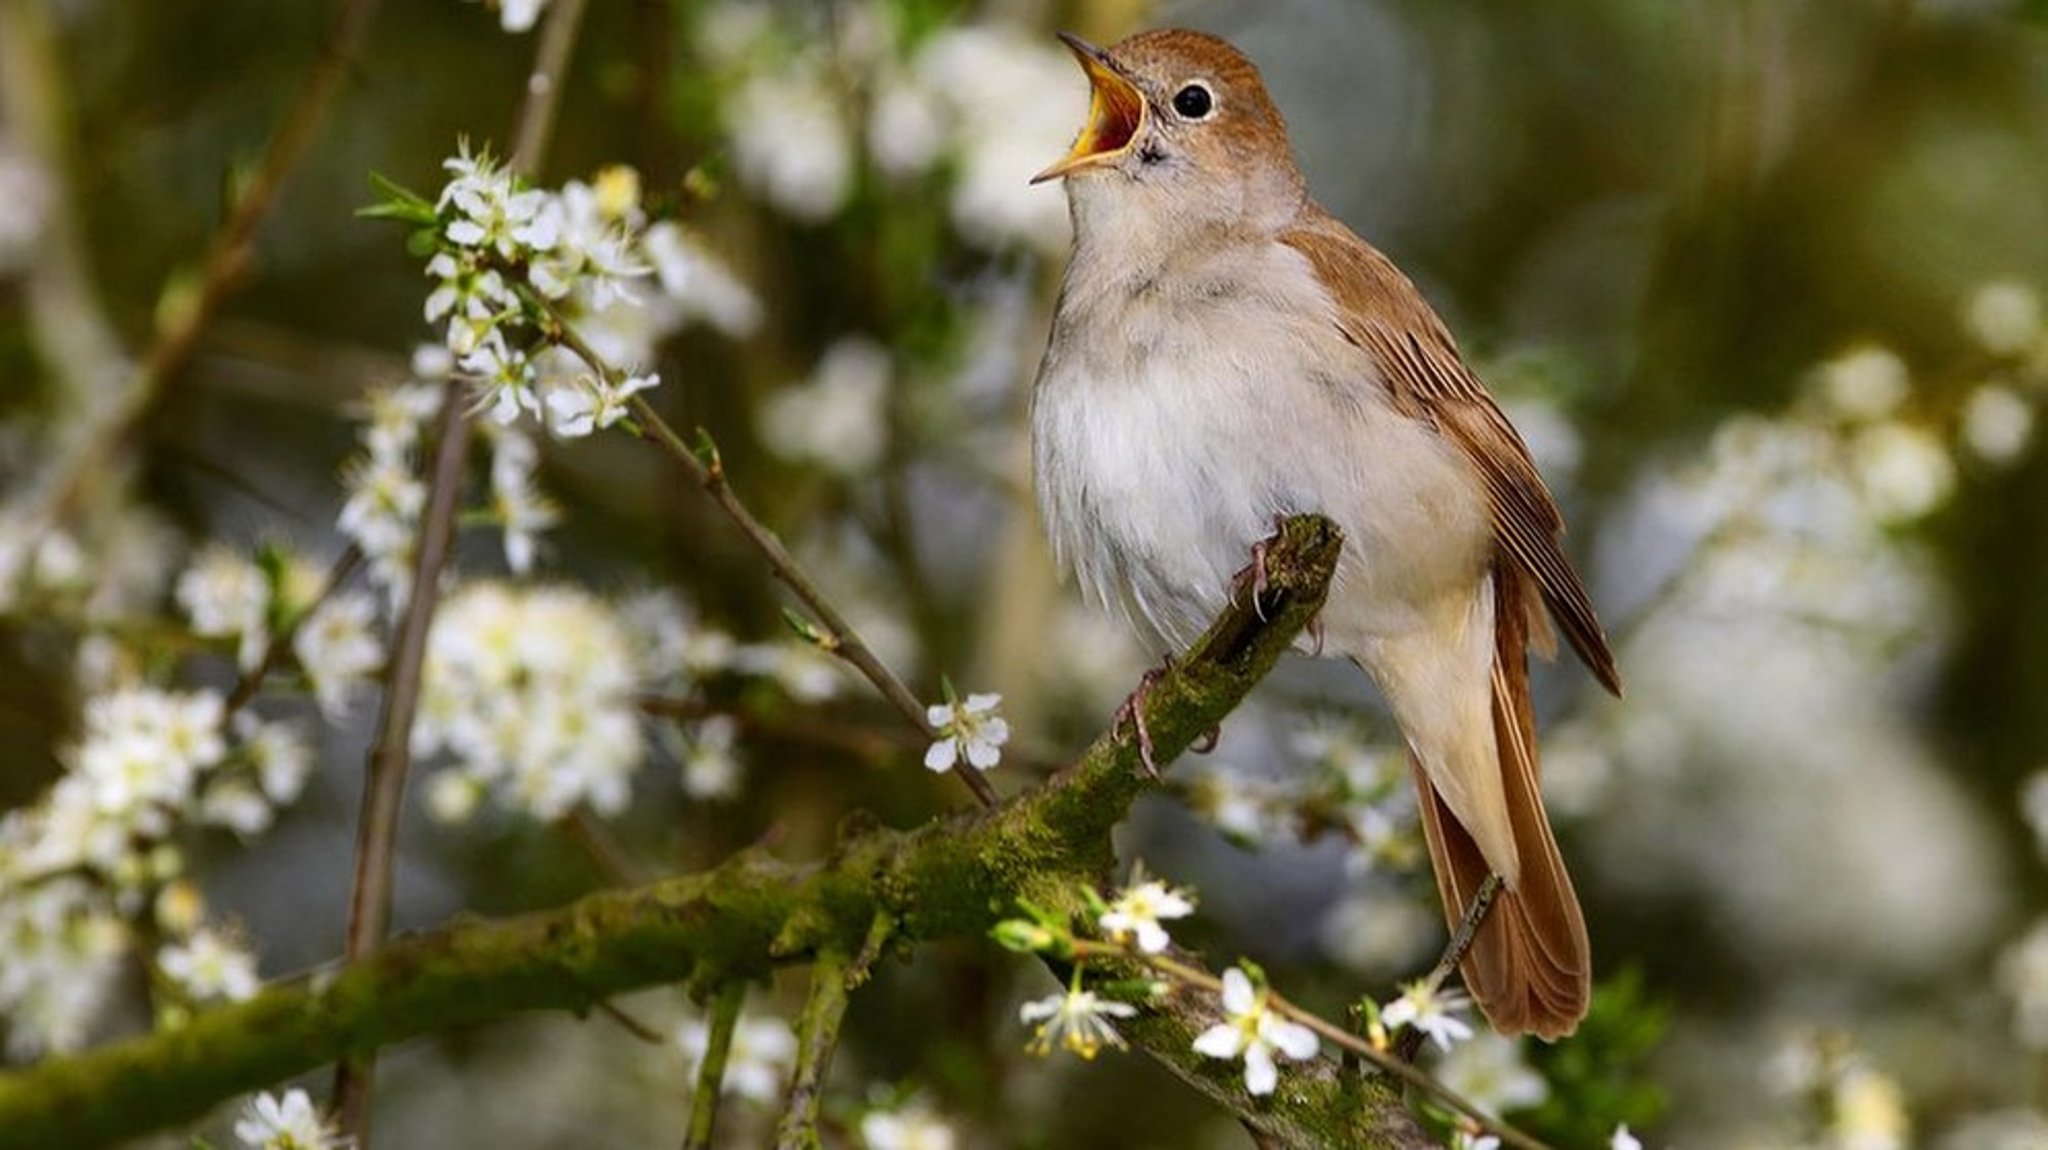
top-left (1029, 29), bottom-right (1622, 1038)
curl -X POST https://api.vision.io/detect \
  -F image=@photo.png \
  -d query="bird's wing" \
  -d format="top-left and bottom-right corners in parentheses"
top-left (1280, 211), bottom-right (1622, 695)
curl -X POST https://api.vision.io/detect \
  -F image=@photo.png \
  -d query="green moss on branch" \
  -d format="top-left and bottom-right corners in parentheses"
top-left (0, 516), bottom-right (1426, 1149)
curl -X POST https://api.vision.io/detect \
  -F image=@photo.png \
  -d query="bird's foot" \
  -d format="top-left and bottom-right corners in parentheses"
top-left (1114, 659), bottom-right (1173, 778)
top-left (1189, 725), bottom-right (1221, 754)
top-left (1231, 533), bottom-right (1278, 622)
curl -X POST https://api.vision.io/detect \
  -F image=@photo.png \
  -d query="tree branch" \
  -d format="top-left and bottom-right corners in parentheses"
top-left (0, 517), bottom-right (1425, 1150)
top-left (682, 983), bottom-right (744, 1150)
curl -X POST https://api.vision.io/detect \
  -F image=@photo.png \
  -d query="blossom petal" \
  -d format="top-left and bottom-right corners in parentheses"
top-left (1192, 1023), bottom-right (1244, 1059)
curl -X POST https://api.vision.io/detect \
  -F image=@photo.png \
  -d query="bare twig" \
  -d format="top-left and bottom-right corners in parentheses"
top-left (683, 983), bottom-right (745, 1150)
top-left (331, 1), bottom-right (593, 1135)
top-left (773, 950), bottom-right (856, 1150)
top-left (223, 545), bottom-right (364, 715)
top-left (332, 383), bottom-right (473, 1135)
top-left (535, 309), bottom-right (999, 810)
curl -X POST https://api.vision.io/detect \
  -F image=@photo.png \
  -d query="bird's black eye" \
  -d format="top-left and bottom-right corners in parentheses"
top-left (1172, 83), bottom-right (1214, 120)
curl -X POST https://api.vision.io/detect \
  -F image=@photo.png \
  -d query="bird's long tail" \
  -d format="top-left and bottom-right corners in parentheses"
top-left (1412, 562), bottom-right (1590, 1039)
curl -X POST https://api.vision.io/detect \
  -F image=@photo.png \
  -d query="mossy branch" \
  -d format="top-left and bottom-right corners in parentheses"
top-left (0, 516), bottom-right (1430, 1150)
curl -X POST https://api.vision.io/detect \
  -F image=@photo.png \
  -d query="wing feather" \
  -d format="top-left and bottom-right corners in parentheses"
top-left (1280, 211), bottom-right (1622, 696)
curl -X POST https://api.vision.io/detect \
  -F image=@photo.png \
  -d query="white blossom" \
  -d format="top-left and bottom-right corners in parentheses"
top-left (1380, 980), bottom-right (1476, 1052)
top-left (546, 371), bottom-right (657, 438)
top-left (1191, 967), bottom-right (1319, 1095)
top-left (1018, 984), bottom-right (1137, 1059)
top-left (234, 1088), bottom-right (349, 1150)
top-left (924, 692), bottom-right (1008, 773)
top-left (1098, 879), bottom-right (1195, 954)
top-left (1435, 1032), bottom-right (1549, 1116)
top-left (416, 583), bottom-right (646, 821)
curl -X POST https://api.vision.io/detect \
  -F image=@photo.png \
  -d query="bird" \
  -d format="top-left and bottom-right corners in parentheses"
top-left (1028, 28), bottom-right (1623, 1039)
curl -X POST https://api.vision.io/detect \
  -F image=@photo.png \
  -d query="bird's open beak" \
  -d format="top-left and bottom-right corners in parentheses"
top-left (1031, 33), bottom-right (1148, 184)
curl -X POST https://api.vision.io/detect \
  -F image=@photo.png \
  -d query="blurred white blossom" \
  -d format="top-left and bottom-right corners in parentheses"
top-left (294, 591), bottom-right (384, 718)
top-left (1018, 984), bottom-right (1136, 1059)
top-left (1817, 345), bottom-right (1910, 422)
top-left (1963, 280), bottom-right (2043, 356)
top-left (1998, 918), bottom-right (2048, 1048)
top-left (1960, 384), bottom-right (2034, 465)
top-left (677, 1011), bottom-right (796, 1102)
top-left (234, 1088), bottom-right (348, 1150)
top-left (677, 714), bottom-right (744, 800)
top-left (725, 62), bottom-right (854, 222)
top-left (176, 546), bottom-right (270, 670)
top-left (0, 142), bottom-right (51, 274)
top-left (1098, 878), bottom-right (1196, 954)
top-left (1849, 422), bottom-right (1955, 523)
top-left (860, 1101), bottom-right (958, 1150)
top-left (761, 337), bottom-right (893, 475)
top-left (1435, 1032), bottom-right (1549, 1116)
top-left (158, 926), bottom-right (259, 1003)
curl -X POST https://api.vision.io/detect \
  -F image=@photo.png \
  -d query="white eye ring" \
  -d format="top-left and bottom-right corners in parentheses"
top-left (1171, 80), bottom-right (1216, 121)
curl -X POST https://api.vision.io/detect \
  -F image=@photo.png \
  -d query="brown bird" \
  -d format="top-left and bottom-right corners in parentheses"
top-left (1029, 28), bottom-right (1622, 1038)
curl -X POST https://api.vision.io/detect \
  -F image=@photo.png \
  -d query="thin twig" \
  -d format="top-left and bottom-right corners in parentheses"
top-left (773, 950), bottom-right (856, 1150)
top-left (597, 1000), bottom-right (668, 1046)
top-left (224, 545), bottom-right (364, 715)
top-left (1073, 942), bottom-right (1553, 1150)
top-left (682, 983), bottom-right (745, 1150)
top-left (332, 383), bottom-right (473, 1136)
top-left (535, 308), bottom-right (998, 810)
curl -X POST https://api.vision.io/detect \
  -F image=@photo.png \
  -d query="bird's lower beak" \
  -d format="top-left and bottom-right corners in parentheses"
top-left (1031, 33), bottom-right (1148, 185)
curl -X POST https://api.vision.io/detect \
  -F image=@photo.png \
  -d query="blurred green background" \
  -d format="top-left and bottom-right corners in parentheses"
top-left (4, 0), bottom-right (2048, 1146)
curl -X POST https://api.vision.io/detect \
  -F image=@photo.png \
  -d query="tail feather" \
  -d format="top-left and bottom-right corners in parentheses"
top-left (1413, 562), bottom-right (1590, 1039)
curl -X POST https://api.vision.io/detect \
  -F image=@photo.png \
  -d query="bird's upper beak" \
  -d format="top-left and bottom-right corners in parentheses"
top-left (1031, 33), bottom-right (1148, 184)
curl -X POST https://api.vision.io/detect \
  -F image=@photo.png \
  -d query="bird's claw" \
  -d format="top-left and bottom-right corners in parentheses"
top-left (1115, 661), bottom-right (1171, 778)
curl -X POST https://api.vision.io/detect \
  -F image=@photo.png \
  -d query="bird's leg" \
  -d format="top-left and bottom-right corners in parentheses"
top-left (1114, 659), bottom-right (1172, 777)
top-left (1395, 873), bottom-right (1504, 1063)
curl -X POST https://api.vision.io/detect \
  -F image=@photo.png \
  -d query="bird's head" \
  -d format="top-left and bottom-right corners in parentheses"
top-left (1034, 29), bottom-right (1306, 239)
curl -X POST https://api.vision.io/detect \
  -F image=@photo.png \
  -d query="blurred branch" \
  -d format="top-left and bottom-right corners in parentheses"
top-left (0, 517), bottom-right (1431, 1150)
top-left (510, 0), bottom-right (589, 175)
top-left (682, 983), bottom-right (744, 1150)
top-left (0, 0), bottom-right (128, 417)
top-left (14, 0), bottom-right (385, 535)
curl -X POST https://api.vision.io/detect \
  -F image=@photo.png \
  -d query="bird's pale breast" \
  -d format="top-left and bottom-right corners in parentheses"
top-left (1031, 236), bottom-right (1494, 658)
